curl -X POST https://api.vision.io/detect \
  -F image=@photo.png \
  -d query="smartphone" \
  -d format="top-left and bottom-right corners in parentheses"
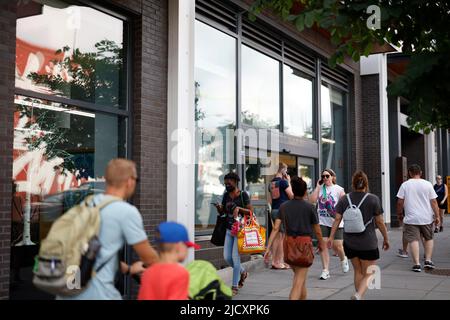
top-left (318, 179), bottom-right (324, 185)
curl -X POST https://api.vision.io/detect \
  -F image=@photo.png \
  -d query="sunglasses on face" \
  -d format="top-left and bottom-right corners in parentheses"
top-left (322, 174), bottom-right (331, 179)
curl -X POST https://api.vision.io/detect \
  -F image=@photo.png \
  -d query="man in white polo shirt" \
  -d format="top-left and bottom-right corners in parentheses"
top-left (396, 164), bottom-right (440, 272)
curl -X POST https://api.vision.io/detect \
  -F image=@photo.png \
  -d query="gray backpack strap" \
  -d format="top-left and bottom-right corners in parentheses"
top-left (357, 193), bottom-right (373, 227)
top-left (97, 196), bottom-right (122, 210)
top-left (357, 193), bottom-right (370, 209)
top-left (84, 195), bottom-right (122, 210)
top-left (346, 194), bottom-right (354, 207)
top-left (364, 217), bottom-right (374, 228)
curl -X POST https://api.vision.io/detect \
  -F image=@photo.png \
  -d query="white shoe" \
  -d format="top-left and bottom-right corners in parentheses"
top-left (342, 257), bottom-right (350, 273)
top-left (319, 269), bottom-right (330, 280)
top-left (351, 293), bottom-right (361, 300)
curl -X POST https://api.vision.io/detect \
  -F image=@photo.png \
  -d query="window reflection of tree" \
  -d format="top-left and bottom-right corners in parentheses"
top-left (14, 39), bottom-right (123, 246)
top-left (194, 80), bottom-right (236, 230)
top-left (242, 110), bottom-right (278, 129)
top-left (27, 40), bottom-right (124, 107)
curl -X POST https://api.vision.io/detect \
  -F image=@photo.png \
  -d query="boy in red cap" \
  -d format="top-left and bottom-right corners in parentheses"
top-left (138, 222), bottom-right (200, 300)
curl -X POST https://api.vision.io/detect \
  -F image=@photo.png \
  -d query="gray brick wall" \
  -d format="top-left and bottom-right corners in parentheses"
top-left (127, 0), bottom-right (168, 243)
top-left (0, 1), bottom-right (15, 300)
top-left (350, 73), bottom-right (363, 174)
top-left (122, 0), bottom-right (168, 297)
top-left (361, 74), bottom-right (382, 200)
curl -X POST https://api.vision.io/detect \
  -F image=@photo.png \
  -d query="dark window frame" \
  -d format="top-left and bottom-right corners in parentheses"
top-left (12, 0), bottom-right (135, 300)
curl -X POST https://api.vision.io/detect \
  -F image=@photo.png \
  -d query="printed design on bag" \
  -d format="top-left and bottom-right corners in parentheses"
top-left (238, 214), bottom-right (266, 254)
top-left (243, 230), bottom-right (263, 248)
top-left (318, 192), bottom-right (337, 218)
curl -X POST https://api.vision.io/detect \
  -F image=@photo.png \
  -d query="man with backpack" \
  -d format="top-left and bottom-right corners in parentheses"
top-left (34, 159), bottom-right (159, 300)
top-left (266, 163), bottom-right (294, 269)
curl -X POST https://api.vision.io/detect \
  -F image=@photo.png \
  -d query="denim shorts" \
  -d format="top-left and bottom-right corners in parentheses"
top-left (271, 209), bottom-right (285, 233)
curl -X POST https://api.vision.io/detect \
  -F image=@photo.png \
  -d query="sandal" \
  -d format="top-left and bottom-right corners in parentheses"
top-left (232, 286), bottom-right (239, 296)
top-left (238, 271), bottom-right (248, 288)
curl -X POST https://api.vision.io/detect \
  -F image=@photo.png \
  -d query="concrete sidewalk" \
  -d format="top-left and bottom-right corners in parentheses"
top-left (225, 216), bottom-right (450, 300)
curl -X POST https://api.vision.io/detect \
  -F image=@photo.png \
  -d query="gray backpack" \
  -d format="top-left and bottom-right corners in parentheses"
top-left (343, 193), bottom-right (372, 233)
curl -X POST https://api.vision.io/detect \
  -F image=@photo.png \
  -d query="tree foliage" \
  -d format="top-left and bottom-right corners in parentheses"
top-left (28, 40), bottom-right (123, 107)
top-left (249, 0), bottom-right (450, 131)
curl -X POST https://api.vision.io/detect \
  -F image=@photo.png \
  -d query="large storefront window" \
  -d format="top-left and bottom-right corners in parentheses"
top-left (321, 85), bottom-right (347, 187)
top-left (194, 21), bottom-right (236, 234)
top-left (16, 1), bottom-right (126, 108)
top-left (242, 46), bottom-right (280, 129)
top-left (283, 65), bottom-right (313, 139)
top-left (12, 1), bottom-right (128, 299)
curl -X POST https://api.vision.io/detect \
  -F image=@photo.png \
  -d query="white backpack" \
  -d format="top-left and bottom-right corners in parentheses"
top-left (343, 193), bottom-right (373, 233)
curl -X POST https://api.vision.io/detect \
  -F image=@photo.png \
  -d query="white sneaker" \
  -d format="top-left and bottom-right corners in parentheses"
top-left (342, 257), bottom-right (350, 273)
top-left (319, 270), bottom-right (330, 280)
top-left (351, 292), bottom-right (361, 300)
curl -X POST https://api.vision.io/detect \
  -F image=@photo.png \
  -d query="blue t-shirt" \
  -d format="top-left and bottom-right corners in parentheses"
top-left (58, 194), bottom-right (148, 300)
top-left (269, 177), bottom-right (289, 210)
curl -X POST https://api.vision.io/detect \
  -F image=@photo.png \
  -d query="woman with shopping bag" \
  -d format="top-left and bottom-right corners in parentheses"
top-left (264, 176), bottom-right (326, 300)
top-left (213, 172), bottom-right (253, 296)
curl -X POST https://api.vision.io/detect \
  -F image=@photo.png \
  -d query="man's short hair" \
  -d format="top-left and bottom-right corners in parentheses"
top-left (224, 172), bottom-right (240, 182)
top-left (408, 164), bottom-right (422, 176)
top-left (105, 158), bottom-right (137, 187)
top-left (157, 243), bottom-right (178, 253)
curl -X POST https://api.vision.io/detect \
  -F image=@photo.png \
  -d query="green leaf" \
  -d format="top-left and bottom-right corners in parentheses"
top-left (287, 14), bottom-right (298, 22)
top-left (331, 32), bottom-right (341, 45)
top-left (363, 42), bottom-right (373, 56)
top-left (295, 14), bottom-right (305, 32)
top-left (351, 50), bottom-right (360, 61)
top-left (320, 17), bottom-right (334, 29)
top-left (305, 11), bottom-right (315, 28)
top-left (323, 0), bottom-right (334, 9)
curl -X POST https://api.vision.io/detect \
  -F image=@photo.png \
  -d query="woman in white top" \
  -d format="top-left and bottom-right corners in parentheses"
top-left (310, 168), bottom-right (349, 280)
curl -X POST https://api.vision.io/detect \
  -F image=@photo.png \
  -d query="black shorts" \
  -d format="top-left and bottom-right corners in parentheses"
top-left (344, 243), bottom-right (379, 261)
top-left (438, 200), bottom-right (447, 210)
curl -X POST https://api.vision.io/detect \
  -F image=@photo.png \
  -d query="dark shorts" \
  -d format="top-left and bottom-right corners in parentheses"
top-left (403, 224), bottom-right (434, 242)
top-left (271, 209), bottom-right (285, 233)
top-left (438, 200), bottom-right (447, 210)
top-left (344, 243), bottom-right (380, 261)
top-left (320, 225), bottom-right (343, 240)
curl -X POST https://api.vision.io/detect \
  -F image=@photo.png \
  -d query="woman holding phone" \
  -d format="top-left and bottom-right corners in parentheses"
top-left (310, 168), bottom-right (348, 280)
top-left (213, 172), bottom-right (253, 296)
